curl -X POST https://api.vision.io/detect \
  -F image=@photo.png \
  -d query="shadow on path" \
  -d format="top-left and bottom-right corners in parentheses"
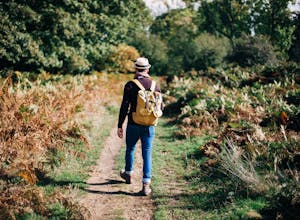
top-left (86, 179), bottom-right (124, 186)
top-left (84, 188), bottom-right (143, 197)
top-left (84, 178), bottom-right (143, 197)
top-left (38, 177), bottom-right (86, 189)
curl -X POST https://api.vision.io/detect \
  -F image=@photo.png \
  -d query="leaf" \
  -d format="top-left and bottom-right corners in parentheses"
top-left (228, 122), bottom-right (241, 128)
top-left (198, 145), bottom-right (205, 152)
top-left (18, 170), bottom-right (38, 185)
top-left (280, 111), bottom-right (288, 125)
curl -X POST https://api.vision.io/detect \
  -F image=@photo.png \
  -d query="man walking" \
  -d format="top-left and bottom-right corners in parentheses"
top-left (117, 57), bottom-right (161, 196)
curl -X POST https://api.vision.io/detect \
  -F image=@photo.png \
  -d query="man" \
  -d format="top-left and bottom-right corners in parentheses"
top-left (117, 57), bottom-right (161, 196)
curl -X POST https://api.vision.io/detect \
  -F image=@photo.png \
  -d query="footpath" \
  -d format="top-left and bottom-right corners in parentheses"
top-left (79, 126), bottom-right (154, 220)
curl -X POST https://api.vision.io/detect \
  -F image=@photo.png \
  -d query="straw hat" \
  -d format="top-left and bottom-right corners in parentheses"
top-left (134, 57), bottom-right (151, 69)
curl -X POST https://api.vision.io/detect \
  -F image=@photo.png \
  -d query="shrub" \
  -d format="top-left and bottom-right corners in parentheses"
top-left (229, 35), bottom-right (279, 67)
top-left (0, 72), bottom-right (102, 219)
top-left (108, 44), bottom-right (140, 73)
top-left (182, 33), bottom-right (230, 71)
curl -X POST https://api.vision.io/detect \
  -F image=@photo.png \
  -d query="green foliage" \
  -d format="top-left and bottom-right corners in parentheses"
top-left (147, 1), bottom-right (297, 75)
top-left (163, 54), bottom-right (300, 217)
top-left (48, 203), bottom-right (69, 219)
top-left (152, 119), bottom-right (270, 219)
top-left (199, 0), bottom-right (251, 44)
top-left (273, 25), bottom-right (295, 59)
top-left (198, 0), bottom-right (296, 59)
top-left (150, 8), bottom-right (198, 75)
top-left (249, 0), bottom-right (295, 58)
top-left (0, 0), bottom-right (151, 73)
top-left (1, 0), bottom-right (297, 74)
top-left (182, 33), bottom-right (230, 70)
top-left (229, 35), bottom-right (279, 67)
top-left (128, 32), bottom-right (169, 75)
top-left (150, 8), bottom-right (198, 41)
top-left (289, 13), bottom-right (300, 62)
top-left (17, 213), bottom-right (44, 220)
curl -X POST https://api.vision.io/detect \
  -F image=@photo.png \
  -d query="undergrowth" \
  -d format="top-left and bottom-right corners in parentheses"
top-left (0, 71), bottom-right (128, 219)
top-left (161, 64), bottom-right (300, 219)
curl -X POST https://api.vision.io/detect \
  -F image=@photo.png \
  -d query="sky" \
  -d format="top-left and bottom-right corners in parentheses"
top-left (143, 0), bottom-right (300, 17)
top-left (143, 0), bottom-right (186, 17)
top-left (290, 0), bottom-right (300, 12)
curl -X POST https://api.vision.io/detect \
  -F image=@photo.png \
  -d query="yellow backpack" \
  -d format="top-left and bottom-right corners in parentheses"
top-left (132, 79), bottom-right (163, 126)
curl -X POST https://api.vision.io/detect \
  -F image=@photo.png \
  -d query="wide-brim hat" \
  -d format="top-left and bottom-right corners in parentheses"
top-left (134, 57), bottom-right (151, 69)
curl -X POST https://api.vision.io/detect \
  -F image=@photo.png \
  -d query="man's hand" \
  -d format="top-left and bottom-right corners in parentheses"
top-left (117, 128), bottom-right (123, 139)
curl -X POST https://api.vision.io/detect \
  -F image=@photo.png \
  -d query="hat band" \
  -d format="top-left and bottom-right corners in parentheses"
top-left (135, 64), bottom-right (149, 68)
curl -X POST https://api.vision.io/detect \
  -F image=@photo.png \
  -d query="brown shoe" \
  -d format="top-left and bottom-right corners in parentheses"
top-left (141, 183), bottom-right (152, 196)
top-left (120, 171), bottom-right (131, 184)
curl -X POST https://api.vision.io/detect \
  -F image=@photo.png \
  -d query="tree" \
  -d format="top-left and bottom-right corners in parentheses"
top-left (0, 0), bottom-right (151, 73)
top-left (229, 34), bottom-right (278, 67)
top-left (150, 8), bottom-right (198, 41)
top-left (198, 0), bottom-right (251, 46)
top-left (197, 0), bottom-right (295, 59)
top-left (250, 0), bottom-right (295, 58)
top-left (128, 32), bottom-right (169, 75)
top-left (150, 8), bottom-right (198, 74)
top-left (182, 33), bottom-right (230, 70)
top-left (289, 12), bottom-right (300, 62)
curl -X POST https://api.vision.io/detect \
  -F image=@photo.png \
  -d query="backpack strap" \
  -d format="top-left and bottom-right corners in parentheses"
top-left (150, 81), bottom-right (156, 92)
top-left (132, 79), bottom-right (145, 91)
top-left (132, 79), bottom-right (156, 91)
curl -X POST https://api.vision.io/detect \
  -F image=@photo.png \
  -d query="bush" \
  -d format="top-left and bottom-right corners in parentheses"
top-left (182, 33), bottom-right (230, 71)
top-left (108, 44), bottom-right (140, 73)
top-left (230, 35), bottom-right (279, 67)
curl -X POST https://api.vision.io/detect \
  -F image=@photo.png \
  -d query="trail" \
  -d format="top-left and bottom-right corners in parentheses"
top-left (79, 126), bottom-right (154, 220)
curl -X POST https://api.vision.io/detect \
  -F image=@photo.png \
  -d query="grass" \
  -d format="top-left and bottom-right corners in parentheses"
top-left (116, 141), bottom-right (126, 173)
top-left (41, 108), bottom-right (116, 190)
top-left (152, 118), bottom-right (270, 220)
top-left (28, 72), bottom-right (128, 219)
top-left (31, 105), bottom-right (118, 219)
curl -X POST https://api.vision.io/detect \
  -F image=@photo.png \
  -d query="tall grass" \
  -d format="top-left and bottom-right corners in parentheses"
top-left (164, 64), bottom-right (300, 218)
top-left (0, 71), bottom-right (128, 219)
top-left (219, 138), bottom-right (269, 193)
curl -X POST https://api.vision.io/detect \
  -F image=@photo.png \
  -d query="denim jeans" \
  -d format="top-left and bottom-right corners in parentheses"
top-left (125, 124), bottom-right (155, 183)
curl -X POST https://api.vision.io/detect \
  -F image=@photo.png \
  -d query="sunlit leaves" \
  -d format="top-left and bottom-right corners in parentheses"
top-left (0, 0), bottom-right (151, 73)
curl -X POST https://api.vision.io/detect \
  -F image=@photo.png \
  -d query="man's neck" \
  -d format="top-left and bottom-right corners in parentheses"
top-left (134, 71), bottom-right (150, 79)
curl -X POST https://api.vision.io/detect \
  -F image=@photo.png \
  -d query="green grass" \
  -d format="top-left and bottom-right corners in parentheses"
top-left (39, 116), bottom-right (115, 191)
top-left (30, 107), bottom-right (118, 219)
top-left (113, 117), bottom-right (270, 219)
top-left (116, 141), bottom-right (126, 173)
top-left (152, 118), bottom-right (269, 220)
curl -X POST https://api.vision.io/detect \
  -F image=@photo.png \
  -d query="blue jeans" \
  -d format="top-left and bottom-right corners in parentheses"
top-left (125, 124), bottom-right (155, 183)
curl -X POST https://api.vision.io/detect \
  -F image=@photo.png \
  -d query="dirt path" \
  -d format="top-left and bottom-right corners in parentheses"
top-left (79, 126), bottom-right (154, 220)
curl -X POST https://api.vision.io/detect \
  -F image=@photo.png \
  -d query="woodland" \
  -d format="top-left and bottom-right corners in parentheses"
top-left (0, 0), bottom-right (299, 219)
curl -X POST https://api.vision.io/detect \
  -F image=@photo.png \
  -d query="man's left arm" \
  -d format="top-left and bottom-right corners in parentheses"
top-left (117, 83), bottom-right (131, 138)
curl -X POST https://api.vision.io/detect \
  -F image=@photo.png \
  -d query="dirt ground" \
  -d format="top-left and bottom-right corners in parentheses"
top-left (79, 127), bottom-right (154, 220)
